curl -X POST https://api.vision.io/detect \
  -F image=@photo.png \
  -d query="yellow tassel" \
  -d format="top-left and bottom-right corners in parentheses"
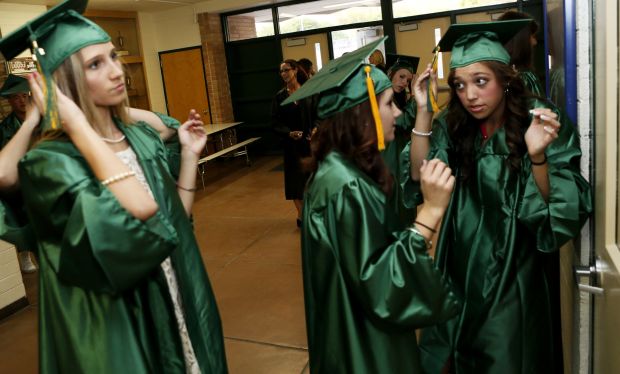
top-left (35, 51), bottom-right (59, 130)
top-left (364, 66), bottom-right (385, 151)
top-left (428, 47), bottom-right (440, 113)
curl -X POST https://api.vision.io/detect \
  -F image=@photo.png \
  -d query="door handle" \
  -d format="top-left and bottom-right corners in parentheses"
top-left (574, 258), bottom-right (604, 295)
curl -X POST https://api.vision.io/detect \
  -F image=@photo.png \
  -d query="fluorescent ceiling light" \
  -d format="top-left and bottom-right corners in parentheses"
top-left (324, 0), bottom-right (374, 9)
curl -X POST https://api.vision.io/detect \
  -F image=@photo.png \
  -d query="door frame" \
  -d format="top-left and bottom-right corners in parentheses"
top-left (158, 45), bottom-right (213, 124)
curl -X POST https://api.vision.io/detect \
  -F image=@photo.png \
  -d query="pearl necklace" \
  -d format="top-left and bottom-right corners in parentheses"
top-left (100, 134), bottom-right (126, 144)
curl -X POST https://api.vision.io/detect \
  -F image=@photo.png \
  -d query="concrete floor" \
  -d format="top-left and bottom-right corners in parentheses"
top-left (0, 155), bottom-right (309, 373)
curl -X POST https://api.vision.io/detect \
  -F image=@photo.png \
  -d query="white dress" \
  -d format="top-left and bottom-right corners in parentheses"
top-left (116, 146), bottom-right (201, 374)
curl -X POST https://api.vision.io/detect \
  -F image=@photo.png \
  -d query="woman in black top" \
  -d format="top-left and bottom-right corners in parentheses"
top-left (271, 59), bottom-right (313, 226)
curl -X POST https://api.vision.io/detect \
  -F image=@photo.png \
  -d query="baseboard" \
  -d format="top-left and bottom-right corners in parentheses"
top-left (0, 297), bottom-right (30, 321)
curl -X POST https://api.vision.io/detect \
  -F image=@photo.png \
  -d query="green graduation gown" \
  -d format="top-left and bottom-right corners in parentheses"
top-left (0, 111), bottom-right (21, 148)
top-left (0, 111), bottom-right (35, 252)
top-left (519, 69), bottom-right (544, 97)
top-left (15, 120), bottom-right (227, 373)
top-left (382, 98), bottom-right (418, 224)
top-left (401, 104), bottom-right (591, 373)
top-left (302, 151), bottom-right (460, 374)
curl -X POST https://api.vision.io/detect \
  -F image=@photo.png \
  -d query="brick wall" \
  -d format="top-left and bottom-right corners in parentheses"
top-left (197, 13), bottom-right (234, 124)
top-left (226, 15), bottom-right (257, 42)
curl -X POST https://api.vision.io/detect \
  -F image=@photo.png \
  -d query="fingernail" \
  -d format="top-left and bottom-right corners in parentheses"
top-left (543, 126), bottom-right (554, 133)
top-left (540, 114), bottom-right (550, 121)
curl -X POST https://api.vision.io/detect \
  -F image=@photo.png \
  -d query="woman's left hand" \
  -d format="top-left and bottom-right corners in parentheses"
top-left (524, 108), bottom-right (561, 158)
top-left (178, 109), bottom-right (207, 157)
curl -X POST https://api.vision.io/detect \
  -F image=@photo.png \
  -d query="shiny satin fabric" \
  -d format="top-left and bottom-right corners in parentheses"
top-left (382, 98), bottom-right (418, 225)
top-left (519, 69), bottom-right (544, 97)
top-left (0, 112), bottom-right (37, 252)
top-left (13, 121), bottom-right (227, 373)
top-left (0, 112), bottom-right (21, 148)
top-left (401, 102), bottom-right (592, 373)
top-left (302, 152), bottom-right (460, 374)
top-left (152, 111), bottom-right (182, 180)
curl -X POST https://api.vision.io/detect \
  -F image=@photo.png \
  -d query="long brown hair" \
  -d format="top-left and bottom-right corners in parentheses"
top-left (446, 61), bottom-right (530, 181)
top-left (498, 11), bottom-right (539, 71)
top-left (282, 59), bottom-right (308, 86)
top-left (305, 95), bottom-right (393, 195)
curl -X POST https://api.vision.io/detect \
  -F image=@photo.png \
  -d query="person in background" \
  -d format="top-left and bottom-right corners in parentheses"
top-left (0, 74), bottom-right (37, 273)
top-left (498, 10), bottom-right (545, 96)
top-left (0, 1), bottom-right (228, 372)
top-left (272, 59), bottom-right (313, 227)
top-left (407, 21), bottom-right (591, 373)
top-left (369, 49), bottom-right (387, 73)
top-left (285, 38), bottom-right (460, 373)
top-left (383, 54), bottom-right (420, 223)
top-left (298, 58), bottom-right (316, 79)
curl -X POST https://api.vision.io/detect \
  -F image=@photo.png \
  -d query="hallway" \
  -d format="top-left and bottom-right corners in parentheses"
top-left (0, 155), bottom-right (310, 373)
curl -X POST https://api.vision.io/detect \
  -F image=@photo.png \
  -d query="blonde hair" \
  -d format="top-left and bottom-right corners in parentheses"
top-left (41, 50), bottom-right (131, 141)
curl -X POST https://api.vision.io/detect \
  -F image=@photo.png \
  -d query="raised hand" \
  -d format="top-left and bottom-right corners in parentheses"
top-left (525, 108), bottom-right (561, 159)
top-left (412, 64), bottom-right (436, 110)
top-left (27, 72), bottom-right (88, 134)
top-left (419, 159), bottom-right (455, 219)
top-left (178, 109), bottom-right (207, 157)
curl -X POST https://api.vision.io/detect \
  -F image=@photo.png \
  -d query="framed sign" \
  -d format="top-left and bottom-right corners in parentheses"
top-left (6, 57), bottom-right (37, 75)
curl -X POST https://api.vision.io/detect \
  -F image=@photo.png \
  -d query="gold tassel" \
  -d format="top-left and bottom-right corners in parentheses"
top-left (34, 45), bottom-right (59, 130)
top-left (428, 47), bottom-right (440, 113)
top-left (364, 66), bottom-right (384, 151)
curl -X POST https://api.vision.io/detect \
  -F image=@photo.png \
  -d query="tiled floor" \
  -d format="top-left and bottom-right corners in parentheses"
top-left (0, 155), bottom-right (309, 373)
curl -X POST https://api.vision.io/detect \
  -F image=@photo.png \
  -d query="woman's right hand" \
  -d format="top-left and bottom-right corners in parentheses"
top-left (27, 72), bottom-right (88, 134)
top-left (419, 159), bottom-right (455, 219)
top-left (412, 64), bottom-right (437, 110)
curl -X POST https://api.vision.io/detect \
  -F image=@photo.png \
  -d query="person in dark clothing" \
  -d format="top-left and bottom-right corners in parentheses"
top-left (272, 59), bottom-right (314, 227)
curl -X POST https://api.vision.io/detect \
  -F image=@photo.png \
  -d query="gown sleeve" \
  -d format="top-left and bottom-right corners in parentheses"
top-left (329, 179), bottom-right (460, 328)
top-left (18, 146), bottom-right (179, 294)
top-left (517, 108), bottom-right (592, 252)
top-left (0, 197), bottom-right (37, 251)
top-left (151, 112), bottom-right (182, 180)
top-left (399, 112), bottom-right (452, 209)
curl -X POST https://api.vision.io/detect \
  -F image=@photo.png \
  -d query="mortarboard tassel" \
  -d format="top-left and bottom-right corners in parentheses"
top-left (427, 47), bottom-right (440, 113)
top-left (364, 65), bottom-right (385, 151)
top-left (32, 39), bottom-right (60, 131)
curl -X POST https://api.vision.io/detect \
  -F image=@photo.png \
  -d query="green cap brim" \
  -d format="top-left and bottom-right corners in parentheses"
top-left (434, 19), bottom-right (531, 53)
top-left (386, 53), bottom-right (420, 74)
top-left (0, 0), bottom-right (87, 62)
top-left (283, 37), bottom-right (388, 106)
top-left (0, 74), bottom-right (29, 96)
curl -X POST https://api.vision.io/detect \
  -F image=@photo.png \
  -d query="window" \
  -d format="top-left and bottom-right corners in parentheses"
top-left (227, 9), bottom-right (275, 41)
top-left (392, 0), bottom-right (516, 19)
top-left (331, 26), bottom-right (384, 59)
top-left (279, 0), bottom-right (382, 35)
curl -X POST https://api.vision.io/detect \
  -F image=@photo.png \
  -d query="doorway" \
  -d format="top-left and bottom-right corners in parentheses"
top-left (281, 33), bottom-right (329, 72)
top-left (159, 46), bottom-right (212, 124)
top-left (394, 16), bottom-right (451, 106)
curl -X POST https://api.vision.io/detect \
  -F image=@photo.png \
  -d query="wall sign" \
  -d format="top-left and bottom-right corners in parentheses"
top-left (6, 57), bottom-right (37, 75)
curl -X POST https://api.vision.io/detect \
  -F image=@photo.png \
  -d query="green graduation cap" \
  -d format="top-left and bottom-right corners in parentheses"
top-left (434, 20), bottom-right (531, 69)
top-left (0, 74), bottom-right (29, 97)
top-left (386, 53), bottom-right (420, 75)
top-left (0, 0), bottom-right (110, 130)
top-left (282, 37), bottom-right (392, 150)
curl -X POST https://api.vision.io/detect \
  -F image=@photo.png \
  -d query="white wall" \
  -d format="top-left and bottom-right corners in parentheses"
top-left (139, 6), bottom-right (202, 113)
